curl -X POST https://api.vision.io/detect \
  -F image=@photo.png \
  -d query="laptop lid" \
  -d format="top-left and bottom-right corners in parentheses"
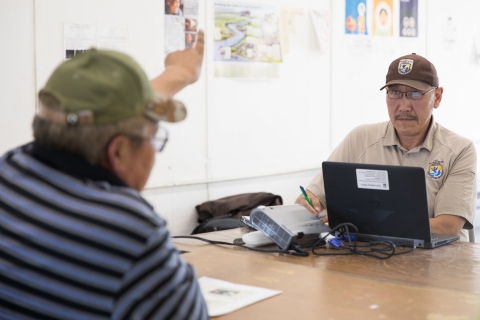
top-left (322, 161), bottom-right (459, 247)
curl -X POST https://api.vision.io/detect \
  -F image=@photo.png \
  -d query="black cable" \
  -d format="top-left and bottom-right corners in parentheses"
top-left (172, 235), bottom-right (309, 257)
top-left (312, 223), bottom-right (357, 257)
top-left (311, 222), bottom-right (415, 259)
top-left (174, 222), bottom-right (415, 259)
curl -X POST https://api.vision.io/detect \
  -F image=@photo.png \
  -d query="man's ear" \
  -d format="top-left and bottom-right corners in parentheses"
top-left (433, 87), bottom-right (443, 109)
top-left (101, 135), bottom-right (132, 175)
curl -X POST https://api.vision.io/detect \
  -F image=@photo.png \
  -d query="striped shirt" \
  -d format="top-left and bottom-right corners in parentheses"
top-left (0, 143), bottom-right (208, 320)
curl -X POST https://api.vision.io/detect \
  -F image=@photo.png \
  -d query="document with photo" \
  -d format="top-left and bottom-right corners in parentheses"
top-left (165, 0), bottom-right (199, 54)
top-left (198, 277), bottom-right (281, 317)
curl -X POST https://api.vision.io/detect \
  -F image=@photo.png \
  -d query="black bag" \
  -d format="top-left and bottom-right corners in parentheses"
top-left (191, 192), bottom-right (283, 234)
top-left (191, 213), bottom-right (246, 234)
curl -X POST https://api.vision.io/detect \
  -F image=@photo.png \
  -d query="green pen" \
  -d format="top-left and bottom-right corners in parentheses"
top-left (299, 186), bottom-right (314, 208)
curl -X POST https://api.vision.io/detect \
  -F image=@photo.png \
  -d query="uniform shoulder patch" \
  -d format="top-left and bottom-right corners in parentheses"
top-left (428, 160), bottom-right (444, 179)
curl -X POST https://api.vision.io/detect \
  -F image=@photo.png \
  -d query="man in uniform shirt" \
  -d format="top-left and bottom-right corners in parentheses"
top-left (0, 33), bottom-right (209, 319)
top-left (296, 53), bottom-right (477, 241)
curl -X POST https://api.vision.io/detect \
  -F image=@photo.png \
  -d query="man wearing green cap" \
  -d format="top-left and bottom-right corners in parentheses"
top-left (296, 53), bottom-right (477, 242)
top-left (0, 32), bottom-right (209, 318)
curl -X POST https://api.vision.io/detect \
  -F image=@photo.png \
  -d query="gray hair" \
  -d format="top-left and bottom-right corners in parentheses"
top-left (33, 94), bottom-right (147, 164)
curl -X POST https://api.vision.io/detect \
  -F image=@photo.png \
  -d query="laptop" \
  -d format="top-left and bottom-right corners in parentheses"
top-left (322, 161), bottom-right (459, 249)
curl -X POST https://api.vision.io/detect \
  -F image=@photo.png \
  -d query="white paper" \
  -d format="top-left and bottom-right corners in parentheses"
top-left (443, 16), bottom-right (457, 42)
top-left (165, 0), bottom-right (199, 54)
top-left (64, 23), bottom-right (96, 59)
top-left (165, 15), bottom-right (186, 53)
top-left (344, 34), bottom-right (372, 55)
top-left (183, 0), bottom-right (199, 16)
top-left (64, 23), bottom-right (129, 59)
top-left (310, 9), bottom-right (330, 54)
top-left (442, 15), bottom-right (457, 52)
top-left (97, 26), bottom-right (129, 52)
top-left (356, 169), bottom-right (389, 190)
top-left (198, 276), bottom-right (281, 317)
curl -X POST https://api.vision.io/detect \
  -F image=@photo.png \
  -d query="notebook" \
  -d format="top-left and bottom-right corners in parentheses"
top-left (322, 161), bottom-right (459, 249)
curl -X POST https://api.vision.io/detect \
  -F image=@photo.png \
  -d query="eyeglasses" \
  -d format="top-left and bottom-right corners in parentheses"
top-left (386, 87), bottom-right (437, 100)
top-left (126, 126), bottom-right (169, 152)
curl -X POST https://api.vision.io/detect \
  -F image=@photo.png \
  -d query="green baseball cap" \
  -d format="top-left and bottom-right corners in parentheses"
top-left (38, 49), bottom-right (186, 125)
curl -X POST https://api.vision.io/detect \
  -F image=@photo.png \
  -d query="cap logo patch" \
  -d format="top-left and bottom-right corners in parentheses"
top-left (398, 59), bottom-right (414, 75)
top-left (428, 160), bottom-right (444, 179)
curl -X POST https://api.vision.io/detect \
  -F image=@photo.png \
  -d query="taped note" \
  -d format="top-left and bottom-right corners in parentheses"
top-left (356, 169), bottom-right (389, 190)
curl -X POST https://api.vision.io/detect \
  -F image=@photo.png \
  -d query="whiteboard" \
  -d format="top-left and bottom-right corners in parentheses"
top-left (34, 0), bottom-right (332, 187)
top-left (206, 0), bottom-right (332, 180)
top-left (34, 0), bottom-right (208, 188)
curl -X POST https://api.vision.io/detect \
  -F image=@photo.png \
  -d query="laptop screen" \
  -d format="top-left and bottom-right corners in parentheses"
top-left (322, 161), bottom-right (432, 242)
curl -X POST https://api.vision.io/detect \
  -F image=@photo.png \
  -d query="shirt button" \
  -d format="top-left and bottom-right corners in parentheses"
top-left (405, 154), bottom-right (410, 158)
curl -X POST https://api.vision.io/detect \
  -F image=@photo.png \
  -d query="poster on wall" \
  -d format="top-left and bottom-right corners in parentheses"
top-left (164, 0), bottom-right (199, 54)
top-left (345, 0), bottom-right (367, 35)
top-left (280, 7), bottom-right (304, 54)
top-left (97, 26), bottom-right (129, 52)
top-left (64, 24), bottom-right (129, 60)
top-left (310, 9), bottom-right (330, 54)
top-left (442, 15), bottom-right (457, 52)
top-left (213, 1), bottom-right (282, 78)
top-left (344, 0), bottom-right (371, 55)
top-left (64, 24), bottom-right (96, 59)
top-left (399, 0), bottom-right (418, 37)
top-left (373, 0), bottom-right (393, 37)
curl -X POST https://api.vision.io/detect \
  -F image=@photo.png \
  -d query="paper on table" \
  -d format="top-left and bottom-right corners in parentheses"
top-left (198, 276), bottom-right (282, 317)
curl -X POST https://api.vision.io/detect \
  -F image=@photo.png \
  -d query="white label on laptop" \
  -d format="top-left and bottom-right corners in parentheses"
top-left (356, 169), bottom-right (389, 190)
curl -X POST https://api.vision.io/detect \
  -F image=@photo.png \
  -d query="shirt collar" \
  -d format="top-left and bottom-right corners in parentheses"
top-left (26, 141), bottom-right (128, 187)
top-left (420, 116), bottom-right (436, 151)
top-left (383, 116), bottom-right (436, 152)
top-left (383, 121), bottom-right (399, 147)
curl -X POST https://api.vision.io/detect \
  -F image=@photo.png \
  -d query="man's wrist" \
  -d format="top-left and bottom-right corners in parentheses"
top-left (164, 65), bottom-right (196, 85)
top-left (151, 67), bottom-right (191, 98)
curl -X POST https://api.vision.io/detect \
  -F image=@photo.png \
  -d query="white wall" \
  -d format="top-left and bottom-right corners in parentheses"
top-left (425, 0), bottom-right (480, 141)
top-left (1, 0), bottom-right (479, 236)
top-left (0, 0), bottom-right (36, 151)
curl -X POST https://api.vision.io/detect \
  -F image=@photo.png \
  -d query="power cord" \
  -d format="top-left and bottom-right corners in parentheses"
top-left (172, 235), bottom-right (309, 257)
top-left (174, 222), bottom-right (415, 259)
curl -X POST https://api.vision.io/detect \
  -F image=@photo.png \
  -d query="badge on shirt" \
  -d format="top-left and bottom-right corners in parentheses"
top-left (428, 160), bottom-right (444, 179)
top-left (398, 59), bottom-right (414, 75)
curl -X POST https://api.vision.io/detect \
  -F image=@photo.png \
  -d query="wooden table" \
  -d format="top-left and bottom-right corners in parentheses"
top-left (174, 228), bottom-right (480, 319)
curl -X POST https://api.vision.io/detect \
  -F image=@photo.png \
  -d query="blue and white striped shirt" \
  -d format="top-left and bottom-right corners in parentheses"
top-left (0, 143), bottom-right (208, 320)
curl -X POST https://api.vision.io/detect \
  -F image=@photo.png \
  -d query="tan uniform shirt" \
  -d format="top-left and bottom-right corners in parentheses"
top-left (307, 119), bottom-right (477, 241)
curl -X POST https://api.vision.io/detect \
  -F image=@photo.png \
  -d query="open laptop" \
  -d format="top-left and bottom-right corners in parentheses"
top-left (322, 161), bottom-right (459, 249)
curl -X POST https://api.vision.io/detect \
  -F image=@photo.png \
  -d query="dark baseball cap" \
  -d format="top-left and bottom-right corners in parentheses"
top-left (38, 49), bottom-right (186, 125)
top-left (380, 53), bottom-right (439, 91)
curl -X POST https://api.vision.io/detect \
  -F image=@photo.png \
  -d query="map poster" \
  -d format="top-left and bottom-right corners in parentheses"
top-left (373, 0), bottom-right (394, 37)
top-left (214, 2), bottom-right (282, 63)
top-left (345, 0), bottom-right (367, 35)
top-left (399, 0), bottom-right (418, 37)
